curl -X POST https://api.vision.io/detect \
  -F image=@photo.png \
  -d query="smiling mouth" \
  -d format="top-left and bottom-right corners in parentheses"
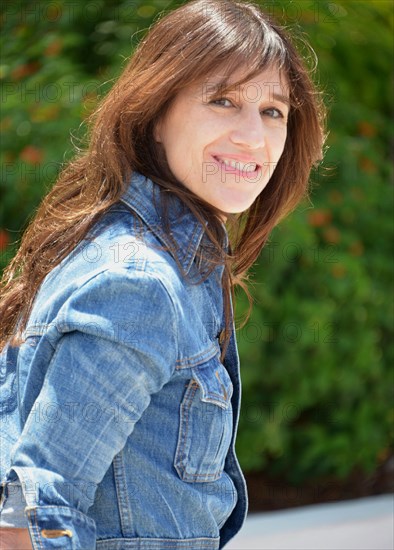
top-left (213, 156), bottom-right (260, 174)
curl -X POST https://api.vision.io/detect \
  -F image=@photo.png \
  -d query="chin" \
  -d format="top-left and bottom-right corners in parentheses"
top-left (214, 197), bottom-right (257, 215)
top-left (210, 186), bottom-right (264, 215)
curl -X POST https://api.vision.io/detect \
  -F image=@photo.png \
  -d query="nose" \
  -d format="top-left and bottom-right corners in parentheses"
top-left (229, 109), bottom-right (266, 149)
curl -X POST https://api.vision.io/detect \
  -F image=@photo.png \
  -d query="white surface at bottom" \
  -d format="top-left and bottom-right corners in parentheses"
top-left (225, 495), bottom-right (394, 550)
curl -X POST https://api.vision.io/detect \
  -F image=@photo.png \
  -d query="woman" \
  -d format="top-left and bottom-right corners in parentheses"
top-left (0, 0), bottom-right (325, 548)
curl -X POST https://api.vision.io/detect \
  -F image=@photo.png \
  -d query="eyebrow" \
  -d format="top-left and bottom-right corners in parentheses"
top-left (217, 84), bottom-right (291, 106)
top-left (200, 82), bottom-right (291, 107)
top-left (272, 93), bottom-right (290, 107)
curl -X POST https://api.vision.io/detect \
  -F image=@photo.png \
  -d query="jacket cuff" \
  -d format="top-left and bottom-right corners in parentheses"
top-left (26, 505), bottom-right (96, 549)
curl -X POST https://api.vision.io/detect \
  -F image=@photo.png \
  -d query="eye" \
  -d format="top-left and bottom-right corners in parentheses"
top-left (210, 98), bottom-right (234, 108)
top-left (262, 107), bottom-right (285, 119)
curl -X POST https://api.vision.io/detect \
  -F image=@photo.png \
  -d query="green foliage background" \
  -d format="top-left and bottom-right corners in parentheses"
top-left (1, 0), bottom-right (393, 487)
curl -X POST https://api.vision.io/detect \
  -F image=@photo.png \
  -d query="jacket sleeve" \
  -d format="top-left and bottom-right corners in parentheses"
top-left (3, 270), bottom-right (178, 549)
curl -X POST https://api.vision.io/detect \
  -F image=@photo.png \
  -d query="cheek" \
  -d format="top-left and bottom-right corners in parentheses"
top-left (157, 123), bottom-right (181, 165)
top-left (270, 129), bottom-right (288, 159)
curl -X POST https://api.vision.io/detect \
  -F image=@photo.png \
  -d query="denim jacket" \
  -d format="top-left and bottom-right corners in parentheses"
top-left (0, 172), bottom-right (248, 549)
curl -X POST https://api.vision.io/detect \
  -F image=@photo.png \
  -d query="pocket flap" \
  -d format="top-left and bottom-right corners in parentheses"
top-left (192, 360), bottom-right (233, 409)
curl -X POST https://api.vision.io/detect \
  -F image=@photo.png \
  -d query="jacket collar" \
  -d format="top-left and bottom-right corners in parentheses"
top-left (120, 171), bottom-right (209, 274)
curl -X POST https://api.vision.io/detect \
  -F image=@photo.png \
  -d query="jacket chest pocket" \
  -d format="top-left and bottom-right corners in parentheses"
top-left (174, 358), bottom-right (233, 483)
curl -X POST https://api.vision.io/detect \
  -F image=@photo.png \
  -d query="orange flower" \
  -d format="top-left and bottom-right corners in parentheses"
top-left (358, 121), bottom-right (377, 138)
top-left (323, 226), bottom-right (341, 244)
top-left (30, 105), bottom-right (61, 122)
top-left (349, 241), bottom-right (364, 256)
top-left (331, 264), bottom-right (346, 278)
top-left (45, 39), bottom-right (63, 57)
top-left (308, 209), bottom-right (332, 227)
top-left (0, 229), bottom-right (9, 250)
top-left (11, 61), bottom-right (40, 80)
top-left (20, 145), bottom-right (44, 164)
top-left (359, 157), bottom-right (377, 174)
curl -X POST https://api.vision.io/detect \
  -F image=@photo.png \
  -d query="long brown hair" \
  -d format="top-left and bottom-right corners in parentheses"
top-left (0, 0), bottom-right (325, 350)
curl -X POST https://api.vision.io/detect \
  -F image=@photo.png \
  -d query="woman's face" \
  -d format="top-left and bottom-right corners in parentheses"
top-left (155, 64), bottom-right (289, 215)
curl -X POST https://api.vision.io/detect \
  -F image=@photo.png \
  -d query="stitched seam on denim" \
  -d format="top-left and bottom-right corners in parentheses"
top-left (174, 380), bottom-right (197, 479)
top-left (36, 269), bottom-right (179, 366)
top-left (97, 541), bottom-right (219, 544)
top-left (24, 505), bottom-right (96, 526)
top-left (27, 507), bottom-right (43, 550)
top-left (29, 267), bottom-right (156, 338)
top-left (175, 343), bottom-right (218, 369)
top-left (192, 362), bottom-right (233, 406)
top-left (96, 537), bottom-right (220, 549)
top-left (112, 452), bottom-right (133, 537)
top-left (200, 277), bottom-right (222, 336)
top-left (200, 386), bottom-right (230, 403)
top-left (150, 275), bottom-right (179, 364)
top-left (180, 217), bottom-right (202, 271)
top-left (120, 192), bottom-right (203, 274)
top-left (175, 381), bottom-right (223, 481)
top-left (23, 324), bottom-right (54, 337)
top-left (120, 195), bottom-right (184, 267)
top-left (23, 268), bottom-right (124, 339)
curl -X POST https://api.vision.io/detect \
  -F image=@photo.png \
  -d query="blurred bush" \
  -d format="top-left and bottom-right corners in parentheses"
top-left (235, 0), bottom-right (394, 484)
top-left (1, 1), bottom-right (393, 486)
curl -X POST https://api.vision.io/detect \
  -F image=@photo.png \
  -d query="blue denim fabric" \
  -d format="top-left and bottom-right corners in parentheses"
top-left (0, 172), bottom-right (248, 549)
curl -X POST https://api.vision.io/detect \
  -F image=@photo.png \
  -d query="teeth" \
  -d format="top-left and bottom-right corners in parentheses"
top-left (219, 158), bottom-right (257, 173)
